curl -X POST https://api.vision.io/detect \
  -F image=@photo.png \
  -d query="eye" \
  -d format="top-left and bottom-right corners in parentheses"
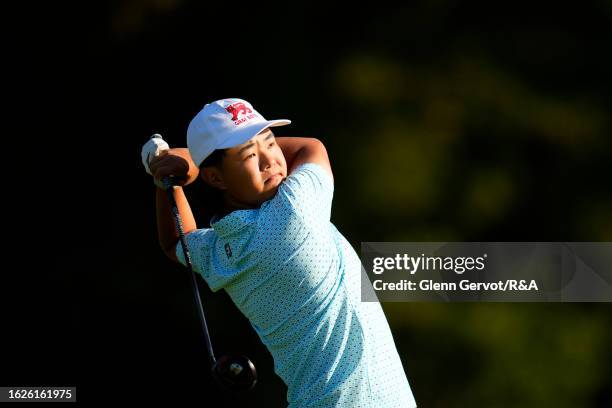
top-left (268, 141), bottom-right (275, 149)
top-left (244, 153), bottom-right (256, 160)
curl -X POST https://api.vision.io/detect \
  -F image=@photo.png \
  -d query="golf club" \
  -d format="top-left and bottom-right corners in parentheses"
top-left (152, 134), bottom-right (258, 391)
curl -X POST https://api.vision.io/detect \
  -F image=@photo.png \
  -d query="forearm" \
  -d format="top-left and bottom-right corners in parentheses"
top-left (276, 137), bottom-right (322, 173)
top-left (156, 185), bottom-right (197, 262)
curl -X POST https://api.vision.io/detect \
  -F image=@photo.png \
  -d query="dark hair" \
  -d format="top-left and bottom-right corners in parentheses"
top-left (200, 148), bottom-right (227, 169)
top-left (196, 149), bottom-right (227, 226)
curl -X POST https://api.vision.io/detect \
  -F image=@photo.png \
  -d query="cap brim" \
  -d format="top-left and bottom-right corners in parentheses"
top-left (217, 119), bottom-right (291, 149)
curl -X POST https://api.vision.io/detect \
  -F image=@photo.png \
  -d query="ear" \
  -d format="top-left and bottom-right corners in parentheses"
top-left (200, 167), bottom-right (227, 190)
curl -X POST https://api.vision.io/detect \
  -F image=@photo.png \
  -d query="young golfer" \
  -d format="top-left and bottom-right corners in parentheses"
top-left (142, 98), bottom-right (417, 407)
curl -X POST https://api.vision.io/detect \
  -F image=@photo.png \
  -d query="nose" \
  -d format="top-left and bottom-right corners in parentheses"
top-left (259, 148), bottom-right (274, 171)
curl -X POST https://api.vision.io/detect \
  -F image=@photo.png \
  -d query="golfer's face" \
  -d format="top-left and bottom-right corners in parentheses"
top-left (222, 129), bottom-right (287, 205)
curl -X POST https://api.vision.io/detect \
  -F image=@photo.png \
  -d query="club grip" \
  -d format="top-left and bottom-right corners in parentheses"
top-left (162, 176), bottom-right (175, 190)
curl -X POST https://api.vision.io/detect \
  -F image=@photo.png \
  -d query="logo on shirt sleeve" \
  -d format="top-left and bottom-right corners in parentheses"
top-left (224, 243), bottom-right (233, 258)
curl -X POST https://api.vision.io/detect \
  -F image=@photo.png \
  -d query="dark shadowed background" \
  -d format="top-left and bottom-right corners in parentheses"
top-left (5, 1), bottom-right (612, 406)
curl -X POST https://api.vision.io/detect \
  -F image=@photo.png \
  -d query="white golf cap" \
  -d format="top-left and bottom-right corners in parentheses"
top-left (187, 98), bottom-right (291, 167)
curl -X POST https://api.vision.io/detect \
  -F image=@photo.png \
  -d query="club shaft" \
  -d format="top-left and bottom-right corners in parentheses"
top-left (163, 177), bottom-right (217, 366)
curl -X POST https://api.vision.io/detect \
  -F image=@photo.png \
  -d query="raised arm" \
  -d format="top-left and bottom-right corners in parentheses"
top-left (275, 137), bottom-right (333, 182)
top-left (149, 148), bottom-right (200, 262)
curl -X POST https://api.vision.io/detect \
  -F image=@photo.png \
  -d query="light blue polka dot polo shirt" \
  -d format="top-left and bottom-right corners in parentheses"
top-left (177, 163), bottom-right (417, 407)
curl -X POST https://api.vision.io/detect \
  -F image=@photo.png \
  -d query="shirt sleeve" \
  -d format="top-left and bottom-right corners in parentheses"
top-left (175, 228), bottom-right (214, 277)
top-left (275, 162), bottom-right (334, 222)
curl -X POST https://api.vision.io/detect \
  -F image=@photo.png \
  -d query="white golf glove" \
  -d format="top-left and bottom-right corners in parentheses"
top-left (141, 134), bottom-right (170, 175)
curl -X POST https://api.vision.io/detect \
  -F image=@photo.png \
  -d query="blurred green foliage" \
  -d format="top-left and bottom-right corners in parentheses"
top-left (383, 303), bottom-right (610, 407)
top-left (328, 45), bottom-right (612, 408)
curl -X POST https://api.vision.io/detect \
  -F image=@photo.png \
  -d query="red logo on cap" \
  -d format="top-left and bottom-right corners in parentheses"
top-left (226, 102), bottom-right (252, 121)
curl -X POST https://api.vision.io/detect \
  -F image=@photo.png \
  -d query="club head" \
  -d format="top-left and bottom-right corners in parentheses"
top-left (212, 354), bottom-right (257, 392)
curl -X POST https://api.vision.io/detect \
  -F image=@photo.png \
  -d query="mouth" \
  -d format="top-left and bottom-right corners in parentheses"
top-left (264, 172), bottom-right (283, 185)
